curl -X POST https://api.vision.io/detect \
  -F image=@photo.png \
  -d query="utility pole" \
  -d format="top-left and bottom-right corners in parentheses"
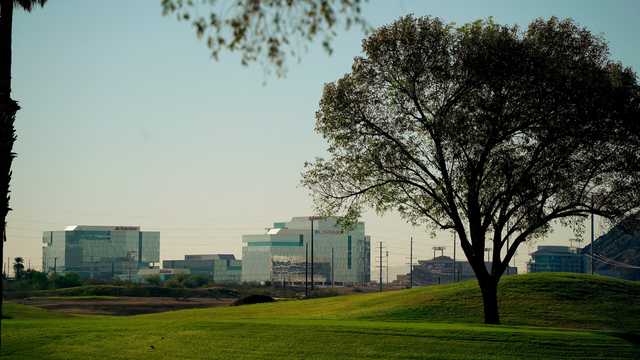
top-left (331, 247), bottom-right (334, 288)
top-left (591, 212), bottom-right (595, 275)
top-left (378, 242), bottom-right (383, 292)
top-left (432, 246), bottom-right (445, 284)
top-left (363, 241), bottom-right (367, 287)
top-left (409, 236), bottom-right (413, 289)
top-left (453, 232), bottom-right (456, 282)
top-left (305, 243), bottom-right (308, 297)
top-left (127, 251), bottom-right (136, 283)
top-left (484, 248), bottom-right (492, 262)
top-left (432, 246), bottom-right (445, 260)
top-left (310, 217), bottom-right (314, 290)
top-left (385, 250), bottom-right (389, 286)
top-left (506, 223), bottom-right (510, 275)
top-left (53, 257), bottom-right (57, 274)
top-left (453, 230), bottom-right (458, 282)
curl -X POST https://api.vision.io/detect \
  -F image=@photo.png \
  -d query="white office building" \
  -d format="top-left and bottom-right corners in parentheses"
top-left (241, 217), bottom-right (371, 286)
top-left (42, 225), bottom-right (160, 279)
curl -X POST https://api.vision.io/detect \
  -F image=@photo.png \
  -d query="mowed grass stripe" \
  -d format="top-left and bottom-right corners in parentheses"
top-left (2, 315), bottom-right (637, 359)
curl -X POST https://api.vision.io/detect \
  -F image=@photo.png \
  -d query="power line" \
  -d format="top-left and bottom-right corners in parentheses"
top-left (589, 253), bottom-right (640, 269)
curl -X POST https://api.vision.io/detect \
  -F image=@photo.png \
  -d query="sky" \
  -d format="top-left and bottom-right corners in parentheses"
top-left (6, 0), bottom-right (640, 277)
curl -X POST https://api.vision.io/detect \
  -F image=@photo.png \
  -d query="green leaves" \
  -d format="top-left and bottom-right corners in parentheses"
top-left (161, 0), bottom-right (370, 77)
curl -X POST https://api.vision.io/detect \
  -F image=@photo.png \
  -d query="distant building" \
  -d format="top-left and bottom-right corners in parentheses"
top-left (137, 268), bottom-right (191, 282)
top-left (396, 256), bottom-right (517, 286)
top-left (42, 225), bottom-right (160, 280)
top-left (241, 217), bottom-right (371, 286)
top-left (527, 246), bottom-right (587, 273)
top-left (582, 216), bottom-right (640, 281)
top-left (162, 254), bottom-right (242, 283)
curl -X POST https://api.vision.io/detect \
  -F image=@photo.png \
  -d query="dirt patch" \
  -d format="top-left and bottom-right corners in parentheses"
top-left (16, 297), bottom-right (235, 316)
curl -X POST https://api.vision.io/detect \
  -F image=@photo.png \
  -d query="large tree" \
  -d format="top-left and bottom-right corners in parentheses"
top-left (302, 16), bottom-right (640, 324)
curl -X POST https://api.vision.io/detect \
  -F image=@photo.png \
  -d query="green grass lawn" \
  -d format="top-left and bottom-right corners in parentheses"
top-left (2, 273), bottom-right (639, 359)
top-left (31, 295), bottom-right (120, 301)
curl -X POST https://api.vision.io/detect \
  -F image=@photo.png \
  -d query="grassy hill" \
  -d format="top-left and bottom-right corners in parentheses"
top-left (140, 272), bottom-right (639, 331)
top-left (2, 273), bottom-right (639, 359)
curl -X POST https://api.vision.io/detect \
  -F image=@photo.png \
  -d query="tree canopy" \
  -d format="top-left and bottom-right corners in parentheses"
top-left (302, 15), bottom-right (640, 323)
top-left (161, 0), bottom-right (369, 76)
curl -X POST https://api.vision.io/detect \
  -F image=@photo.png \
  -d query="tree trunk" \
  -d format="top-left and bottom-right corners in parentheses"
top-left (479, 278), bottom-right (500, 324)
top-left (0, 100), bottom-right (16, 328)
top-left (0, 0), bottom-right (16, 334)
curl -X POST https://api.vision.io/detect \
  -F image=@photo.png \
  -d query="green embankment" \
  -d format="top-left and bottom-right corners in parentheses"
top-left (2, 273), bottom-right (639, 359)
top-left (4, 284), bottom-right (239, 299)
top-left (144, 272), bottom-right (640, 330)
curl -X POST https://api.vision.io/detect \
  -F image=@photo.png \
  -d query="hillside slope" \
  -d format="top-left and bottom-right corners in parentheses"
top-left (147, 272), bottom-right (640, 331)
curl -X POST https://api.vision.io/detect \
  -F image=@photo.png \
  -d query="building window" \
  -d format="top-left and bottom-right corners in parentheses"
top-left (299, 234), bottom-right (304, 246)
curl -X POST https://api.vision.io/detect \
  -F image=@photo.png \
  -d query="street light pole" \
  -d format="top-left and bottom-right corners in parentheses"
top-left (331, 247), bottom-right (334, 288)
top-left (308, 216), bottom-right (324, 291)
top-left (305, 243), bottom-right (308, 297)
top-left (453, 232), bottom-right (456, 282)
top-left (409, 236), bottom-right (413, 288)
top-left (310, 217), bottom-right (314, 290)
top-left (591, 212), bottom-right (595, 275)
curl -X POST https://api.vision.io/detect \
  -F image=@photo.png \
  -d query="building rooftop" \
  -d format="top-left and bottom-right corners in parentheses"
top-left (63, 225), bottom-right (141, 231)
top-left (530, 245), bottom-right (582, 256)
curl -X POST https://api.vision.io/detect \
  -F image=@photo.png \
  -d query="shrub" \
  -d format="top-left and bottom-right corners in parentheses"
top-left (164, 278), bottom-right (183, 288)
top-left (232, 294), bottom-right (275, 306)
top-left (50, 272), bottom-right (82, 288)
top-left (144, 275), bottom-right (162, 286)
top-left (183, 275), bottom-right (209, 288)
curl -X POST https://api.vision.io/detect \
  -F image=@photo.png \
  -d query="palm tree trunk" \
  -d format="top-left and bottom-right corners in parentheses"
top-left (0, 0), bottom-right (17, 333)
top-left (1, 0), bottom-right (12, 95)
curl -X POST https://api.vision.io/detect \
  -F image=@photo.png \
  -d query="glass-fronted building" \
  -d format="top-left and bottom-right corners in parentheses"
top-left (527, 245), bottom-right (587, 273)
top-left (242, 217), bottom-right (371, 286)
top-left (396, 256), bottom-right (518, 286)
top-left (163, 254), bottom-right (242, 283)
top-left (42, 225), bottom-right (160, 280)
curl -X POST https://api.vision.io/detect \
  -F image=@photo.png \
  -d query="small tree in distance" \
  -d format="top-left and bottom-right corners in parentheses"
top-left (144, 274), bottom-right (163, 286)
top-left (302, 16), bottom-right (640, 324)
top-left (12, 256), bottom-right (23, 279)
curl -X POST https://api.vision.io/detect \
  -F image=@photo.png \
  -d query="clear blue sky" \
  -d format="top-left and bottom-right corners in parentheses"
top-left (6, 0), bottom-right (640, 275)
